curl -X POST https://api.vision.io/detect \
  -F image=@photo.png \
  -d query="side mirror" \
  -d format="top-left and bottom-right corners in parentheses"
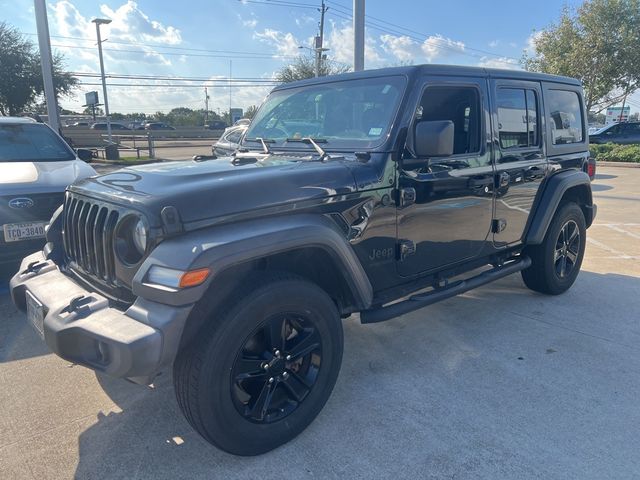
top-left (76, 148), bottom-right (93, 162)
top-left (415, 120), bottom-right (454, 157)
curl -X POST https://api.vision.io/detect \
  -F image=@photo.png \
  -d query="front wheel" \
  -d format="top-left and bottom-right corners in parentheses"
top-left (522, 202), bottom-right (587, 295)
top-left (173, 274), bottom-right (343, 456)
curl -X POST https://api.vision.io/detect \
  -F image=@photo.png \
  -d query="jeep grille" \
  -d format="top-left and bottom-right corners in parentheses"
top-left (63, 193), bottom-right (119, 284)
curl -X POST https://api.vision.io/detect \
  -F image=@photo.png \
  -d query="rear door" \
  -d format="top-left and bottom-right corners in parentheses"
top-left (491, 79), bottom-right (547, 247)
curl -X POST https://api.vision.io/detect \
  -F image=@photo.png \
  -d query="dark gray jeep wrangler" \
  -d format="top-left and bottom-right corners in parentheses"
top-left (11, 65), bottom-right (596, 455)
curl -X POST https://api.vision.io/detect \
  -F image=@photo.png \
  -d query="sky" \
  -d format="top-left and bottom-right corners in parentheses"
top-left (6, 0), bottom-right (630, 116)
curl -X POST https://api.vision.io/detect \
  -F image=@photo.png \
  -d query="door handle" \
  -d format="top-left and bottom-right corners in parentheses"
top-left (497, 171), bottom-right (510, 187)
top-left (525, 165), bottom-right (546, 179)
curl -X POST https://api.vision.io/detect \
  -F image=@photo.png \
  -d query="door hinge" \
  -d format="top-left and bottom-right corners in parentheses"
top-left (492, 218), bottom-right (507, 233)
top-left (398, 187), bottom-right (416, 207)
top-left (397, 239), bottom-right (416, 260)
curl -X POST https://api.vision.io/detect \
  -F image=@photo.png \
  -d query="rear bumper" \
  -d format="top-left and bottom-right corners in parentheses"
top-left (10, 251), bottom-right (193, 384)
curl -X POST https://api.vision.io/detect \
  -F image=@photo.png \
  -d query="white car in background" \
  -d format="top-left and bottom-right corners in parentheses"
top-left (212, 125), bottom-right (248, 157)
top-left (0, 117), bottom-right (96, 268)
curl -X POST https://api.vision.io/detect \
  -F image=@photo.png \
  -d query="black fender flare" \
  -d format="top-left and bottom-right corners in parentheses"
top-left (132, 214), bottom-right (373, 309)
top-left (525, 170), bottom-right (596, 245)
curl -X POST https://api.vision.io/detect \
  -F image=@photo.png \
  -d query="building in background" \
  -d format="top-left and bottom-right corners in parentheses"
top-left (605, 106), bottom-right (630, 125)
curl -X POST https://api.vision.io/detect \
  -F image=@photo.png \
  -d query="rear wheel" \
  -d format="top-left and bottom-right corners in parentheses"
top-left (173, 274), bottom-right (343, 456)
top-left (522, 202), bottom-right (586, 295)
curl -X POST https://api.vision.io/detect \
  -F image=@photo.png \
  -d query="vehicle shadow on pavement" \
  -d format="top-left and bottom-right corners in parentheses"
top-left (72, 270), bottom-right (640, 479)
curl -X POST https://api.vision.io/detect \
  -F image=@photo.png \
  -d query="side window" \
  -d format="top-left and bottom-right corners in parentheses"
top-left (546, 90), bottom-right (584, 144)
top-left (226, 131), bottom-right (242, 144)
top-left (417, 86), bottom-right (481, 155)
top-left (496, 88), bottom-right (539, 149)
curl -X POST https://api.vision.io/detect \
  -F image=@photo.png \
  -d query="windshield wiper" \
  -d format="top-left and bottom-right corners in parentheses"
top-left (244, 137), bottom-right (274, 154)
top-left (285, 137), bottom-right (329, 160)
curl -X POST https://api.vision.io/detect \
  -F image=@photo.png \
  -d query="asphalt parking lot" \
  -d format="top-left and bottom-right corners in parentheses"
top-left (1, 165), bottom-right (639, 479)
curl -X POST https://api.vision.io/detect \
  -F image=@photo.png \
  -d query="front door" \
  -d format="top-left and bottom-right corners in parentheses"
top-left (491, 79), bottom-right (547, 246)
top-left (397, 78), bottom-right (494, 276)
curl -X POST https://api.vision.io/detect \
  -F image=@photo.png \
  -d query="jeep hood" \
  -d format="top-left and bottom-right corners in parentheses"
top-left (69, 156), bottom-right (359, 226)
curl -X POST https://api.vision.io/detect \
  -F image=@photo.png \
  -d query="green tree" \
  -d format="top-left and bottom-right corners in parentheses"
top-left (523, 0), bottom-right (640, 113)
top-left (0, 22), bottom-right (78, 115)
top-left (275, 55), bottom-right (350, 83)
top-left (244, 105), bottom-right (259, 119)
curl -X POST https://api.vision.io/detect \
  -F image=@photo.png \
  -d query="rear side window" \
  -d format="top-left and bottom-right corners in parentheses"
top-left (546, 90), bottom-right (584, 144)
top-left (496, 88), bottom-right (539, 149)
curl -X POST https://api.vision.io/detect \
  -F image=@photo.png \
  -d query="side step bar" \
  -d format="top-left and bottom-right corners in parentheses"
top-left (360, 256), bottom-right (531, 324)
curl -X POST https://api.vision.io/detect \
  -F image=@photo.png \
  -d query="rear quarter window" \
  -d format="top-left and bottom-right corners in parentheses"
top-left (546, 90), bottom-right (584, 145)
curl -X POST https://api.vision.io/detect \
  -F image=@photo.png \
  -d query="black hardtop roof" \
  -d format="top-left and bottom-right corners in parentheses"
top-left (273, 64), bottom-right (582, 90)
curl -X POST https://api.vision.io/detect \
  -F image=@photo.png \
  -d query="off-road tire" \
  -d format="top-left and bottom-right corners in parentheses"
top-left (173, 273), bottom-right (343, 456)
top-left (522, 202), bottom-right (586, 295)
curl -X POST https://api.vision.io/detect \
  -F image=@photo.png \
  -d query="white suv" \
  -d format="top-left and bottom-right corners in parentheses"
top-left (0, 117), bottom-right (96, 268)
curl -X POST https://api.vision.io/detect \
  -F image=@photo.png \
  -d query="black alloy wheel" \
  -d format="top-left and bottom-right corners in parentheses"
top-left (173, 274), bottom-right (343, 456)
top-left (231, 313), bottom-right (322, 423)
top-left (554, 220), bottom-right (581, 279)
top-left (522, 202), bottom-right (586, 295)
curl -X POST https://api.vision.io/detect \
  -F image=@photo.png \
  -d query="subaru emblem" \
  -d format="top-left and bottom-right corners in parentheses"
top-left (8, 197), bottom-right (34, 209)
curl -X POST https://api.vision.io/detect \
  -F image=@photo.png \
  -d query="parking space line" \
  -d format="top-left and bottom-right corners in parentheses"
top-left (603, 224), bottom-right (640, 240)
top-left (587, 237), bottom-right (635, 259)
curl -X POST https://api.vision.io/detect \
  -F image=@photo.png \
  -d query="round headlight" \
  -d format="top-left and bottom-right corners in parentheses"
top-left (133, 218), bottom-right (147, 255)
top-left (115, 215), bottom-right (148, 266)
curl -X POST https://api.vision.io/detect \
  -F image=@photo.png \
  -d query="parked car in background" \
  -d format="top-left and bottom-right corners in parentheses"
top-left (127, 122), bottom-right (146, 130)
top-left (145, 122), bottom-right (175, 130)
top-left (90, 122), bottom-right (130, 131)
top-left (0, 117), bottom-right (95, 268)
top-left (204, 120), bottom-right (228, 130)
top-left (212, 125), bottom-right (247, 156)
top-left (589, 122), bottom-right (640, 144)
top-left (68, 121), bottom-right (91, 128)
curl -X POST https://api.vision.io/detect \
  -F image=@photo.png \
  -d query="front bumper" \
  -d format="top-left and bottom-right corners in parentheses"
top-left (10, 251), bottom-right (193, 384)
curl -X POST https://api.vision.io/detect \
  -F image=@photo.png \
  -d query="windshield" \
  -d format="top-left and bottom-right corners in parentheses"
top-left (244, 75), bottom-right (406, 150)
top-left (0, 124), bottom-right (75, 162)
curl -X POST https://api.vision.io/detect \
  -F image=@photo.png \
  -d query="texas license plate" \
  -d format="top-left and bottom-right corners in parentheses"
top-left (3, 222), bottom-right (46, 242)
top-left (26, 291), bottom-right (45, 338)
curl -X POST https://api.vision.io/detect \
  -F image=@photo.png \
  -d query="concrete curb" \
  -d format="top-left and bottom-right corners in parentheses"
top-left (596, 161), bottom-right (640, 168)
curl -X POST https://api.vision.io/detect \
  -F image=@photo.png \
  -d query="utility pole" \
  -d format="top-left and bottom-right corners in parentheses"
top-left (229, 60), bottom-right (232, 125)
top-left (204, 86), bottom-right (209, 125)
top-left (316, 0), bottom-right (328, 77)
top-left (33, 0), bottom-right (60, 132)
top-left (92, 18), bottom-right (113, 143)
top-left (353, 0), bottom-right (365, 71)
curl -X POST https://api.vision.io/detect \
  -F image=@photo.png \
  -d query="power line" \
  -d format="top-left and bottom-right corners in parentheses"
top-left (50, 43), bottom-right (294, 60)
top-left (77, 82), bottom-right (277, 88)
top-left (71, 72), bottom-right (276, 83)
top-left (23, 31), bottom-right (297, 58)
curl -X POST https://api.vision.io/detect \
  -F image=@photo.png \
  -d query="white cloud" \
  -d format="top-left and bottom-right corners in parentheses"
top-left (325, 21), bottom-right (382, 66)
top-left (525, 31), bottom-right (544, 55)
top-left (50, 0), bottom-right (182, 67)
top-left (243, 18), bottom-right (258, 28)
top-left (488, 40), bottom-right (499, 48)
top-left (421, 35), bottom-right (465, 61)
top-left (477, 56), bottom-right (522, 70)
top-left (253, 29), bottom-right (301, 57)
top-left (379, 33), bottom-right (465, 64)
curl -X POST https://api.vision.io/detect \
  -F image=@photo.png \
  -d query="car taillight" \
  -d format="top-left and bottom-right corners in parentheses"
top-left (587, 161), bottom-right (596, 179)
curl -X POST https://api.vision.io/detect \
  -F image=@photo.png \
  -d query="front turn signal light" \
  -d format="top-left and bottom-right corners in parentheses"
top-left (147, 266), bottom-right (210, 289)
top-left (179, 268), bottom-right (210, 288)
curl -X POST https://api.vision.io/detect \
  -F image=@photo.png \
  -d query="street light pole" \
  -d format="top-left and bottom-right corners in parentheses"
top-left (33, 0), bottom-right (60, 132)
top-left (92, 18), bottom-right (112, 143)
top-left (353, 0), bottom-right (365, 71)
